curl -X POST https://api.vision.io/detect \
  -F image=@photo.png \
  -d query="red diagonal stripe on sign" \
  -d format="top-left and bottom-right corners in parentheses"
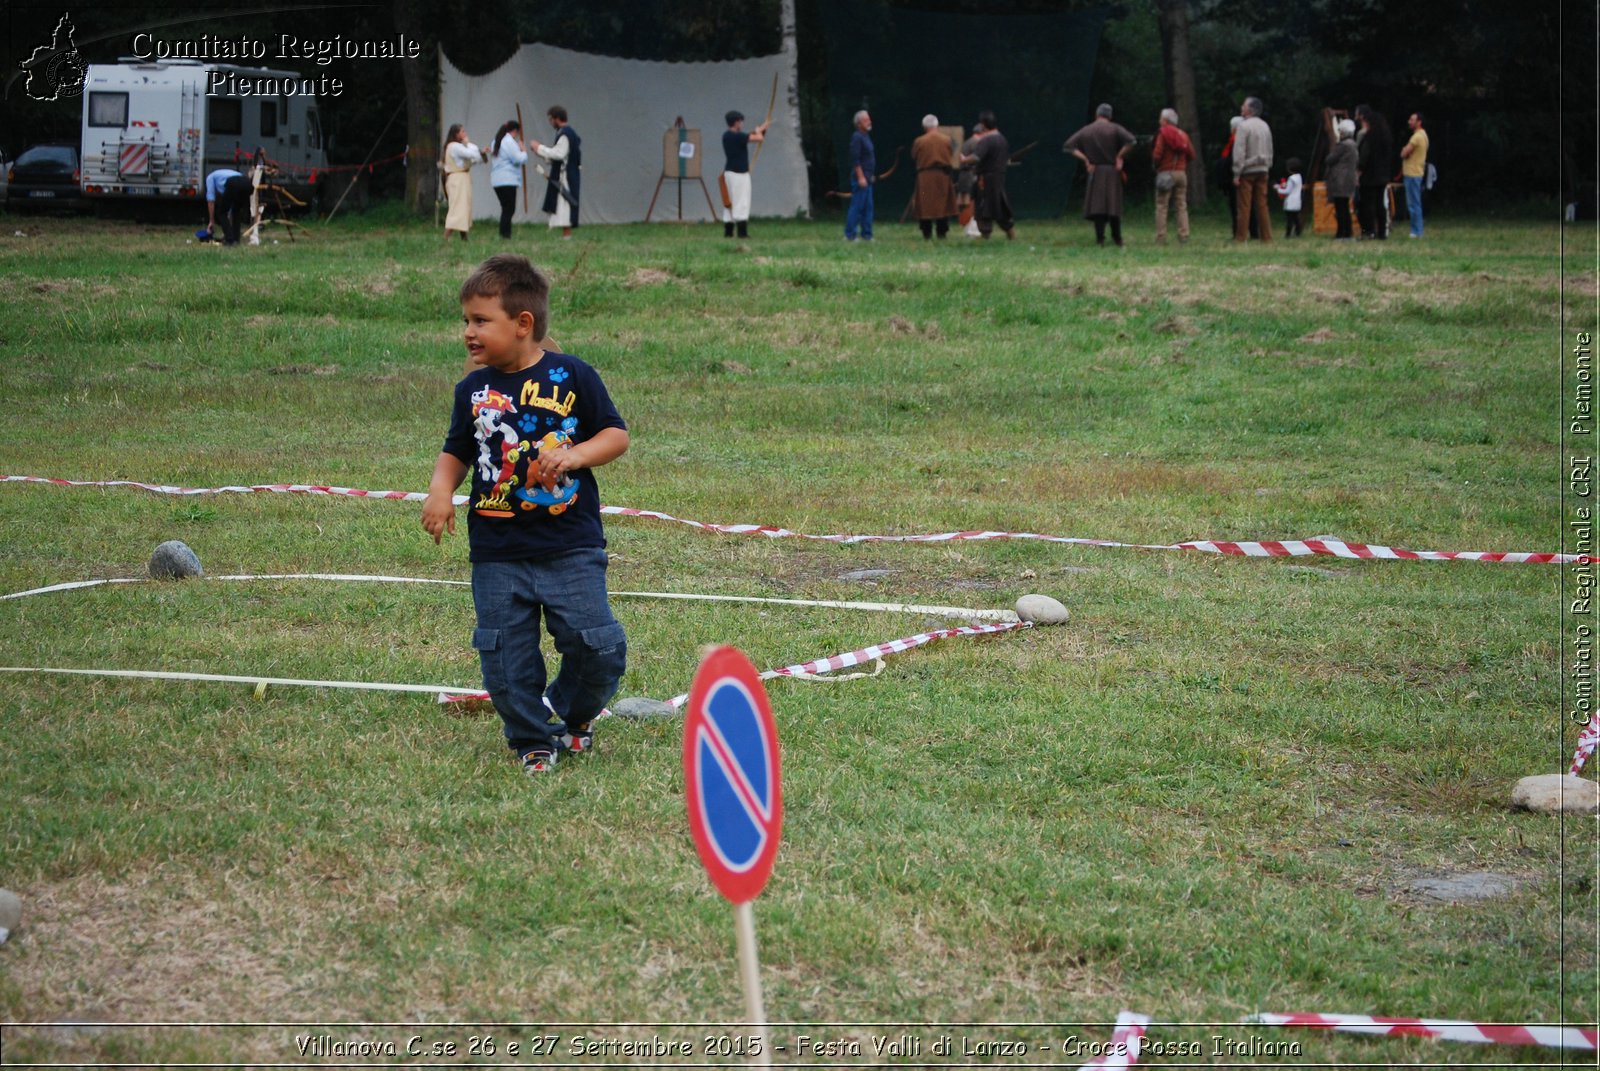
top-left (698, 710), bottom-right (772, 829)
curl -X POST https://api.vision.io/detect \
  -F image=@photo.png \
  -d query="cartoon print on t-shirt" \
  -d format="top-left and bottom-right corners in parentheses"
top-left (472, 380), bottom-right (584, 519)
top-left (514, 415), bottom-right (582, 514)
top-left (471, 387), bottom-right (526, 517)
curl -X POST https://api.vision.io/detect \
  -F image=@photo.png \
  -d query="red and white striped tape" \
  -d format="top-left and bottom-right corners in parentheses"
top-left (1078, 1010), bottom-right (1149, 1069)
top-left (1247, 1012), bottom-right (1597, 1050)
top-left (1572, 717), bottom-right (1600, 776)
top-left (1, 475), bottom-right (444, 503)
top-left (439, 620), bottom-right (1031, 706)
top-left (3, 475), bottom-right (1589, 564)
top-left (662, 619), bottom-right (1030, 707)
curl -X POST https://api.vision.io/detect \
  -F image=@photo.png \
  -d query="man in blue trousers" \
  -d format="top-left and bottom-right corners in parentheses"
top-left (845, 109), bottom-right (875, 242)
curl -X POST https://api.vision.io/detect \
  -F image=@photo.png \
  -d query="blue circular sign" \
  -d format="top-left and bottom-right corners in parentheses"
top-left (683, 646), bottom-right (783, 903)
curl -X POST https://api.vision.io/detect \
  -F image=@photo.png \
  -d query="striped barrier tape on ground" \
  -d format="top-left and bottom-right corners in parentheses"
top-left (664, 619), bottom-right (1032, 707)
top-left (4, 475), bottom-right (1589, 564)
top-left (1078, 1010), bottom-right (1149, 1069)
top-left (0, 475), bottom-right (447, 502)
top-left (1572, 717), bottom-right (1600, 776)
top-left (437, 620), bottom-right (1033, 707)
top-left (1245, 1012), bottom-right (1598, 1050)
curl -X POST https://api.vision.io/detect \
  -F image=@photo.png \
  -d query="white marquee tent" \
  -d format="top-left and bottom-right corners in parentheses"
top-left (439, 41), bottom-right (808, 226)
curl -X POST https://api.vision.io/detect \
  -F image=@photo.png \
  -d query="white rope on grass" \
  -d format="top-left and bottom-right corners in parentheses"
top-left (0, 665), bottom-right (467, 695)
top-left (1, 573), bottom-right (1015, 622)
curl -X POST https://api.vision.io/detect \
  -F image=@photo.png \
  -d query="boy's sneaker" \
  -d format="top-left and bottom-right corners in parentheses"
top-left (558, 723), bottom-right (594, 755)
top-left (521, 749), bottom-right (558, 776)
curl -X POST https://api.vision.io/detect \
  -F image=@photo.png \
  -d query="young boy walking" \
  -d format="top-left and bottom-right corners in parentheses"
top-left (422, 254), bottom-right (629, 776)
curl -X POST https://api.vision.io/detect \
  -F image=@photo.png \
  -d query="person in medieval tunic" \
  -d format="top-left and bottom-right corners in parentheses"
top-left (910, 114), bottom-right (958, 240)
top-left (1063, 103), bottom-right (1136, 247)
top-left (442, 123), bottom-right (485, 242)
top-left (531, 106), bottom-right (581, 239)
top-left (960, 111), bottom-right (1015, 240)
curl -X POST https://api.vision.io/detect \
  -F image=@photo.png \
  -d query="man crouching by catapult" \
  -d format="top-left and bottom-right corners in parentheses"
top-left (201, 151), bottom-right (270, 246)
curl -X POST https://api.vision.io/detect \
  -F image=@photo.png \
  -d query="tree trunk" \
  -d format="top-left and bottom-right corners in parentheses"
top-left (394, 0), bottom-right (440, 217)
top-left (1155, 0), bottom-right (1206, 206)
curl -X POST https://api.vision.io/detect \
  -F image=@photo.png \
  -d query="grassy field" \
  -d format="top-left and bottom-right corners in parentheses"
top-left (0, 202), bottom-right (1593, 1067)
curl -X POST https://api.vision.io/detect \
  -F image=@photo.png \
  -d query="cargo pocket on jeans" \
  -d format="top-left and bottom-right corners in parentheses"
top-left (579, 622), bottom-right (627, 678)
top-left (472, 627), bottom-right (505, 693)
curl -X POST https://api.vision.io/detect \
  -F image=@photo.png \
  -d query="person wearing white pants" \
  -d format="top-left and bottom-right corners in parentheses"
top-left (721, 110), bottom-right (767, 239)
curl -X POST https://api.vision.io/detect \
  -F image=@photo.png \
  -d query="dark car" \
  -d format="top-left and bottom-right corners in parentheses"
top-left (7, 143), bottom-right (84, 210)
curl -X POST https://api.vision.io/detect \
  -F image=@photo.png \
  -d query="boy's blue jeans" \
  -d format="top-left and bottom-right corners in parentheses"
top-left (471, 549), bottom-right (627, 756)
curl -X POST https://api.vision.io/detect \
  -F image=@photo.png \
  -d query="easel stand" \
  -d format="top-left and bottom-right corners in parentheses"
top-left (645, 117), bottom-right (716, 223)
top-left (646, 174), bottom-right (716, 222)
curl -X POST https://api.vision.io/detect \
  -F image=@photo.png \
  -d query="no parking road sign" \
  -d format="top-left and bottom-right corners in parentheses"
top-left (683, 645), bottom-right (783, 904)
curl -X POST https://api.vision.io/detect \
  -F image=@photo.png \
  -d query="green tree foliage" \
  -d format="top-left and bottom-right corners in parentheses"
top-left (1182, 0), bottom-right (1573, 201)
top-left (442, 0), bottom-right (782, 72)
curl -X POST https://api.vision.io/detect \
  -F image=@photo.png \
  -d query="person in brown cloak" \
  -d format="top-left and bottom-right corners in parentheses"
top-left (910, 114), bottom-right (958, 239)
top-left (1064, 103), bottom-right (1136, 247)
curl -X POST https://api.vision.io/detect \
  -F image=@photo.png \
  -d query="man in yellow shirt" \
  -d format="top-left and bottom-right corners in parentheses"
top-left (1400, 112), bottom-right (1429, 238)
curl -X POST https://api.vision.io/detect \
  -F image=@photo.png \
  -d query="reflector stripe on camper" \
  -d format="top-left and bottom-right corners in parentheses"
top-left (119, 143), bottom-right (150, 176)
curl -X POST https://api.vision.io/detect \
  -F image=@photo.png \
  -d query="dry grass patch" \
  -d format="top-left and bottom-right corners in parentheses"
top-left (626, 266), bottom-right (676, 287)
top-left (8, 870), bottom-right (340, 1022)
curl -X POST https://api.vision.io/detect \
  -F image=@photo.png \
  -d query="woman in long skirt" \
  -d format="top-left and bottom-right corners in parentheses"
top-left (441, 123), bottom-right (484, 241)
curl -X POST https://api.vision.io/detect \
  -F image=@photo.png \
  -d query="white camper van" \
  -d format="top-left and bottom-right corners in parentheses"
top-left (80, 59), bottom-right (328, 206)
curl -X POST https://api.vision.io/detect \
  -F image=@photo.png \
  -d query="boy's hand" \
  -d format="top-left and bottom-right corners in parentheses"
top-left (535, 442), bottom-right (576, 490)
top-left (421, 492), bottom-right (457, 544)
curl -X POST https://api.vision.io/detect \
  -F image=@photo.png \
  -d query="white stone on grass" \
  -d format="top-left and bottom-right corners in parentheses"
top-left (610, 696), bottom-right (678, 719)
top-left (0, 888), bottom-right (20, 944)
top-left (1511, 773), bottom-right (1600, 815)
top-left (1409, 872), bottom-right (1527, 903)
top-left (1015, 593), bottom-right (1070, 625)
top-left (148, 540), bottom-right (203, 579)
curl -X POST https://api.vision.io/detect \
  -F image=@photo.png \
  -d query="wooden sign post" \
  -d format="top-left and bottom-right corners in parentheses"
top-left (683, 646), bottom-right (783, 1066)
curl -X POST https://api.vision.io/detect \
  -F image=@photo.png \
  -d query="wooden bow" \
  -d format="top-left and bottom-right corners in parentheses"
top-left (516, 102), bottom-right (528, 213)
top-left (823, 145), bottom-right (904, 199)
top-left (750, 71), bottom-right (779, 170)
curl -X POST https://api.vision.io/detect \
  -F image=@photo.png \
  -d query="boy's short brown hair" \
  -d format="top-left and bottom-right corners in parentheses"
top-left (460, 254), bottom-right (550, 340)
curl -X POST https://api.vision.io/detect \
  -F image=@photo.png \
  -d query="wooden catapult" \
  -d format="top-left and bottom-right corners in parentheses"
top-left (243, 152), bottom-right (312, 243)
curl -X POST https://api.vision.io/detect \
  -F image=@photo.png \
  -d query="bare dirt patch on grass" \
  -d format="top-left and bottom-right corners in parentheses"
top-left (266, 363), bottom-right (339, 376)
top-left (627, 267), bottom-right (676, 287)
top-left (8, 871), bottom-right (335, 1022)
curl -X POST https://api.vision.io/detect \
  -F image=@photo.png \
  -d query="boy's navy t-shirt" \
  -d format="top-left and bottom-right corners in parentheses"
top-left (443, 352), bottom-right (625, 562)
